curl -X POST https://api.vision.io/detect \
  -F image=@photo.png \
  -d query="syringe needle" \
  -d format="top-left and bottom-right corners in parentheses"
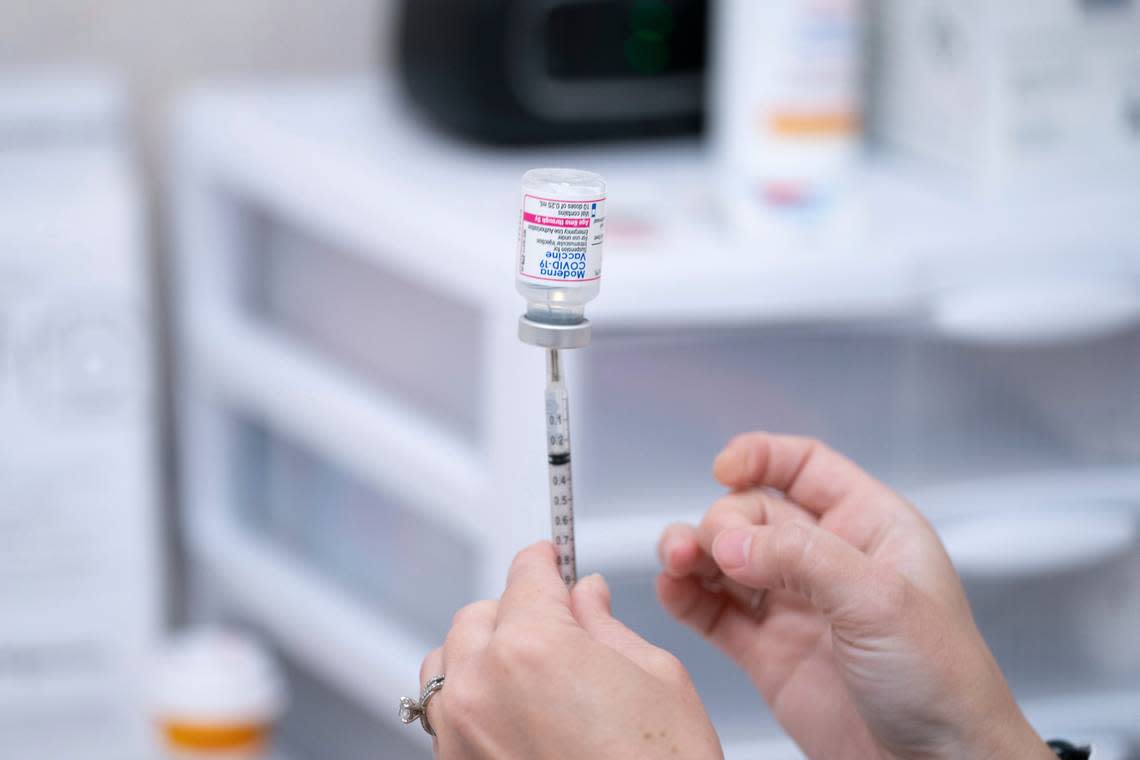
top-left (547, 348), bottom-right (561, 384)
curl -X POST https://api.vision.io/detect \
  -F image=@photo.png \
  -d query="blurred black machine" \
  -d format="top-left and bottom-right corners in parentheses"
top-left (397, 0), bottom-right (707, 144)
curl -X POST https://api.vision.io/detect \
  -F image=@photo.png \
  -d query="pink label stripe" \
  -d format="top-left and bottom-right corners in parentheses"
top-left (523, 212), bottom-right (592, 228)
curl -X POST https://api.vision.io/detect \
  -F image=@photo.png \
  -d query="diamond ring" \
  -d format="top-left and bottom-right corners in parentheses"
top-left (399, 675), bottom-right (445, 736)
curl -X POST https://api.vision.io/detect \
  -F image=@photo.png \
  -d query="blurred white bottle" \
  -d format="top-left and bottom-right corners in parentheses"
top-left (711, 0), bottom-right (864, 236)
top-left (151, 628), bottom-right (286, 760)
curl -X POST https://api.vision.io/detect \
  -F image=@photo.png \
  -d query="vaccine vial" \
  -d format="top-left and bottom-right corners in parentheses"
top-left (516, 168), bottom-right (607, 326)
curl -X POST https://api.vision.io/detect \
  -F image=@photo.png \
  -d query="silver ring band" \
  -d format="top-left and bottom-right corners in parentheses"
top-left (399, 675), bottom-right (445, 736)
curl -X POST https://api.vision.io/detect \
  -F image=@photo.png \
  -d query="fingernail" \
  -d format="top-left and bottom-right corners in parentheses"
top-left (713, 529), bottom-right (752, 570)
top-left (581, 573), bottom-right (612, 607)
top-left (712, 447), bottom-right (737, 474)
top-left (662, 540), bottom-right (691, 579)
top-left (577, 573), bottom-right (606, 594)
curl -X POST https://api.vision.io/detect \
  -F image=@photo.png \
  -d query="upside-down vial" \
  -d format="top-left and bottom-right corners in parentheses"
top-left (516, 168), bottom-right (607, 327)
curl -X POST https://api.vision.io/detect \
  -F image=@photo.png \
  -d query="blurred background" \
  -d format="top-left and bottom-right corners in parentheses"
top-left (1, 1), bottom-right (1138, 758)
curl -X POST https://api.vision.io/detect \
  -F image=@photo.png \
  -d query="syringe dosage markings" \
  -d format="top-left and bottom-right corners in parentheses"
top-left (546, 382), bottom-right (577, 585)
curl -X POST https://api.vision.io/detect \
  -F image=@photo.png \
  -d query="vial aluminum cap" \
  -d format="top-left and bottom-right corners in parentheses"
top-left (518, 315), bottom-right (591, 349)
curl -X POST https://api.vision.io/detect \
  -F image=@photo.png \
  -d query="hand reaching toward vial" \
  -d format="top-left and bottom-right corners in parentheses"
top-left (657, 432), bottom-right (1056, 760)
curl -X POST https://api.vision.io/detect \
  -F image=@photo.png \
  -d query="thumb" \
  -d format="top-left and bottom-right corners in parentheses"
top-left (712, 522), bottom-right (906, 636)
top-left (572, 575), bottom-right (669, 670)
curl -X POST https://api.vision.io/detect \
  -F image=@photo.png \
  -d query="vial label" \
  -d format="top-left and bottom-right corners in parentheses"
top-left (517, 194), bottom-right (605, 286)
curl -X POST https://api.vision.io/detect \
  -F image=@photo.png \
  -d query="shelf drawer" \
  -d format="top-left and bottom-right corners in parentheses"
top-left (230, 415), bottom-right (478, 643)
top-left (239, 204), bottom-right (485, 447)
top-left (968, 548), bottom-right (1140, 703)
top-left (573, 323), bottom-right (1140, 521)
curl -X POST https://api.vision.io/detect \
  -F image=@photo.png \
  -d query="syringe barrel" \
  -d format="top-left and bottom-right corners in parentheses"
top-left (545, 348), bottom-right (577, 586)
top-left (516, 168), bottom-right (606, 326)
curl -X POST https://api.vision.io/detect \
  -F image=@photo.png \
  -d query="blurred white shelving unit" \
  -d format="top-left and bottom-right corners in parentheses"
top-left (173, 80), bottom-right (1140, 758)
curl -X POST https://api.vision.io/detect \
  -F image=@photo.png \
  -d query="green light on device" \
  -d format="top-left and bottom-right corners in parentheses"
top-left (626, 0), bottom-right (674, 75)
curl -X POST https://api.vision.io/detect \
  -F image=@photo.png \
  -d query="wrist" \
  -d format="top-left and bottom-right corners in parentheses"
top-left (964, 705), bottom-right (1055, 760)
top-left (986, 723), bottom-right (1056, 760)
top-left (944, 647), bottom-right (1053, 760)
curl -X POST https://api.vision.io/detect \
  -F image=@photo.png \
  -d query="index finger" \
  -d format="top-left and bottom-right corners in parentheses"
top-left (713, 433), bottom-right (905, 519)
top-left (495, 541), bottom-right (574, 628)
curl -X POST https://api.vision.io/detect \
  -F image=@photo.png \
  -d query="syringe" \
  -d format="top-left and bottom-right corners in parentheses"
top-left (515, 168), bottom-right (606, 587)
top-left (545, 348), bottom-right (576, 585)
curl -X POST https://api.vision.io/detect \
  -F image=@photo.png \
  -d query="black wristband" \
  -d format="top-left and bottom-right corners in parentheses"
top-left (1048, 740), bottom-right (1092, 760)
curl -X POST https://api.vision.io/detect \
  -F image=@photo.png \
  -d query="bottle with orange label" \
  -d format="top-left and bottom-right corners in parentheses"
top-left (151, 629), bottom-right (286, 760)
top-left (711, 0), bottom-right (864, 233)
